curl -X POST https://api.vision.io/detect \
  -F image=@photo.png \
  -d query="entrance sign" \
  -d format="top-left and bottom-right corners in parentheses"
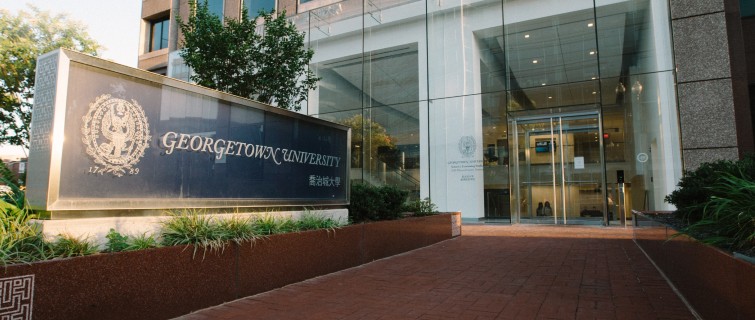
top-left (26, 49), bottom-right (350, 215)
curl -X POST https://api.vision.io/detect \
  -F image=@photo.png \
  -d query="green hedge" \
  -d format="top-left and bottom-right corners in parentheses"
top-left (349, 184), bottom-right (408, 222)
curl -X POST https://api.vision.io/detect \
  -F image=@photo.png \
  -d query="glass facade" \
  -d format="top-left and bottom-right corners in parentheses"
top-left (292, 0), bottom-right (683, 225)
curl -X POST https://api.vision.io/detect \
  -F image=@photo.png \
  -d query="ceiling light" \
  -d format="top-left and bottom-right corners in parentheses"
top-left (588, 22), bottom-right (594, 27)
top-left (524, 34), bottom-right (530, 39)
top-left (532, 59), bottom-right (538, 64)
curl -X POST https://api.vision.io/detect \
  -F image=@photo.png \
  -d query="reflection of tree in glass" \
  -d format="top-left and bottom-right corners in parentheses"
top-left (339, 115), bottom-right (395, 168)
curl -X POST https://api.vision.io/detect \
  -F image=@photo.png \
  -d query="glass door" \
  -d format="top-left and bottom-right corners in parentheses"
top-left (511, 112), bottom-right (607, 225)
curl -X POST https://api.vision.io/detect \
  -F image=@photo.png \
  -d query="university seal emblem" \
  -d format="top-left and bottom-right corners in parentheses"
top-left (458, 135), bottom-right (476, 158)
top-left (81, 94), bottom-right (151, 177)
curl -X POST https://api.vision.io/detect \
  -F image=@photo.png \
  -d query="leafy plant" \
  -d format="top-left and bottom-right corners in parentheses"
top-left (297, 212), bottom-right (342, 231)
top-left (379, 185), bottom-right (409, 220)
top-left (217, 215), bottom-right (257, 245)
top-left (349, 183), bottom-right (409, 222)
top-left (676, 173), bottom-right (755, 253)
top-left (0, 179), bottom-right (49, 265)
top-left (253, 214), bottom-right (297, 235)
top-left (666, 154), bottom-right (755, 223)
top-left (405, 197), bottom-right (438, 216)
top-left (178, 1), bottom-right (318, 111)
top-left (160, 210), bottom-right (228, 258)
top-left (50, 234), bottom-right (98, 258)
top-left (126, 233), bottom-right (159, 251)
top-left (105, 229), bottom-right (129, 252)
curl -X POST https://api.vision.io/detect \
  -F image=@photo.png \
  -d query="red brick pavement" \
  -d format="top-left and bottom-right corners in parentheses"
top-left (176, 225), bottom-right (695, 319)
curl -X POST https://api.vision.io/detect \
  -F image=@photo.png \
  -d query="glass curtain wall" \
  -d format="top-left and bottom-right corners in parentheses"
top-left (294, 0), bottom-right (682, 223)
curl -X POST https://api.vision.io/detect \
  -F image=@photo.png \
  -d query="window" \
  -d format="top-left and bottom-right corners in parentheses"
top-left (207, 0), bottom-right (224, 19)
top-left (149, 18), bottom-right (169, 52)
top-left (742, 0), bottom-right (755, 18)
top-left (245, 0), bottom-right (275, 19)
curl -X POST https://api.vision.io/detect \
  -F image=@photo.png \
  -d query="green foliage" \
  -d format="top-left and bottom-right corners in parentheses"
top-left (217, 215), bottom-right (257, 245)
top-left (0, 178), bottom-right (46, 265)
top-left (296, 212), bottom-right (342, 231)
top-left (105, 229), bottom-right (160, 252)
top-left (252, 214), bottom-right (297, 235)
top-left (404, 197), bottom-right (438, 216)
top-left (0, 5), bottom-right (100, 147)
top-left (126, 233), bottom-right (159, 251)
top-left (178, 1), bottom-right (318, 111)
top-left (676, 173), bottom-right (755, 253)
top-left (159, 210), bottom-right (230, 258)
top-left (666, 154), bottom-right (755, 223)
top-left (50, 234), bottom-right (98, 258)
top-left (379, 185), bottom-right (409, 220)
top-left (105, 229), bottom-right (129, 253)
top-left (349, 183), bottom-right (409, 222)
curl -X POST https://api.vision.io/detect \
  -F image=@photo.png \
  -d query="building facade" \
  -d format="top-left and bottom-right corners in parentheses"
top-left (139, 0), bottom-right (754, 225)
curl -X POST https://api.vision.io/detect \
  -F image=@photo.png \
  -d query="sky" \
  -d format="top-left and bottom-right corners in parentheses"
top-left (1, 0), bottom-right (141, 158)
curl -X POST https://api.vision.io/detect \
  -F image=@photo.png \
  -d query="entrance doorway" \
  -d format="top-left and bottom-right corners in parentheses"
top-left (511, 112), bottom-right (608, 225)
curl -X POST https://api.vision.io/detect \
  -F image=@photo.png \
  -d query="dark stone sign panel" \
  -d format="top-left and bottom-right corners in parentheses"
top-left (27, 49), bottom-right (349, 212)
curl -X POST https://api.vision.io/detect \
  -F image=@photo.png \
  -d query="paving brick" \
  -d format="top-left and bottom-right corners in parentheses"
top-left (174, 225), bottom-right (695, 320)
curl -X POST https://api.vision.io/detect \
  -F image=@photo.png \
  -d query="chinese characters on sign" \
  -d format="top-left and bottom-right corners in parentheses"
top-left (309, 175), bottom-right (341, 187)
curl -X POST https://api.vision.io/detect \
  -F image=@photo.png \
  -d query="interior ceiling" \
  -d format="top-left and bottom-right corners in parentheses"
top-left (314, 1), bottom-right (643, 141)
top-left (480, 1), bottom-right (643, 110)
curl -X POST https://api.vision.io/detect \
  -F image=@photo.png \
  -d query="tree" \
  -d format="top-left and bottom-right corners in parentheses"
top-left (0, 6), bottom-right (100, 148)
top-left (179, 0), bottom-right (318, 111)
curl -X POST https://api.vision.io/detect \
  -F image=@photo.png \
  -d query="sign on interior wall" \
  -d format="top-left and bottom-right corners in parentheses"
top-left (26, 49), bottom-right (350, 214)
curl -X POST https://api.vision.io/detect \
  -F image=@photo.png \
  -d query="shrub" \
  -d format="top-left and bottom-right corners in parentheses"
top-left (677, 173), bottom-right (755, 253)
top-left (405, 197), bottom-right (438, 216)
top-left (665, 154), bottom-right (755, 223)
top-left (217, 215), bottom-right (257, 244)
top-left (297, 212), bottom-right (342, 231)
top-left (253, 214), bottom-right (297, 235)
top-left (349, 183), bottom-right (409, 222)
top-left (378, 185), bottom-right (409, 220)
top-left (160, 210), bottom-right (229, 258)
top-left (127, 233), bottom-right (159, 250)
top-left (349, 184), bottom-right (383, 222)
top-left (105, 229), bottom-right (160, 252)
top-left (50, 234), bottom-right (98, 258)
top-left (105, 229), bottom-right (130, 252)
top-left (0, 179), bottom-right (51, 265)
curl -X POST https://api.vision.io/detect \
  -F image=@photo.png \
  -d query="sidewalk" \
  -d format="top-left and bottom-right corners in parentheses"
top-left (177, 225), bottom-right (695, 319)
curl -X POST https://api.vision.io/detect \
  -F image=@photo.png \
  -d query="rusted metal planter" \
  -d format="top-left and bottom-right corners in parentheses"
top-left (0, 213), bottom-right (461, 320)
top-left (633, 211), bottom-right (755, 320)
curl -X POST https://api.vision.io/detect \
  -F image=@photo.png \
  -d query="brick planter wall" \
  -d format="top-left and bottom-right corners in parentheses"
top-left (0, 213), bottom-right (461, 320)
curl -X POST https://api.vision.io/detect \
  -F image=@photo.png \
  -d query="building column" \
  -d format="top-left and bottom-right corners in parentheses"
top-left (671, 0), bottom-right (754, 170)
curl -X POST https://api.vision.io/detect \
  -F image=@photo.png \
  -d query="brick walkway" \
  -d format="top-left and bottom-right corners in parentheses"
top-left (177, 225), bottom-right (695, 319)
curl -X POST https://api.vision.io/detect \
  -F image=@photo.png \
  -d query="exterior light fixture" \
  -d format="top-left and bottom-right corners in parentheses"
top-left (532, 59), bottom-right (538, 64)
top-left (524, 34), bottom-right (530, 38)
top-left (589, 51), bottom-right (596, 55)
top-left (588, 22), bottom-right (594, 27)
top-left (632, 80), bottom-right (643, 100)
